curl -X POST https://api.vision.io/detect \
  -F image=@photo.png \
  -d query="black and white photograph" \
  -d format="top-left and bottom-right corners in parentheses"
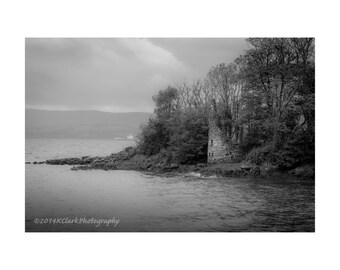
top-left (3, 0), bottom-right (340, 269)
top-left (25, 38), bottom-right (315, 232)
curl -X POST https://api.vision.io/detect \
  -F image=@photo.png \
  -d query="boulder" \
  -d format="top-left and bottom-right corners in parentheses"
top-left (196, 163), bottom-right (206, 168)
top-left (289, 165), bottom-right (315, 178)
top-left (241, 164), bottom-right (252, 171)
top-left (250, 166), bottom-right (260, 175)
top-left (169, 163), bottom-right (179, 169)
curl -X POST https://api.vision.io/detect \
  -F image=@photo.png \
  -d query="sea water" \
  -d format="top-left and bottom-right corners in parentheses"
top-left (25, 138), bottom-right (314, 232)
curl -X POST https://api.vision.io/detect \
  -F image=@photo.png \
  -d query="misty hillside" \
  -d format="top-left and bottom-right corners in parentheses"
top-left (26, 109), bottom-right (152, 139)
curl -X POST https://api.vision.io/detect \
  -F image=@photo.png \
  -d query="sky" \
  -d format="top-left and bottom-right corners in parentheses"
top-left (26, 38), bottom-right (248, 113)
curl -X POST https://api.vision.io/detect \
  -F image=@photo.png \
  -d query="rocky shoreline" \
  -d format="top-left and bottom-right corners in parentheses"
top-left (30, 146), bottom-right (315, 179)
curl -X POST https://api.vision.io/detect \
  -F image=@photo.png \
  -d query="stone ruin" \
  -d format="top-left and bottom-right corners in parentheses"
top-left (207, 118), bottom-right (242, 164)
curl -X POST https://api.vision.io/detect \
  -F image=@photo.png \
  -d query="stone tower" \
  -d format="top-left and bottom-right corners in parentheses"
top-left (207, 108), bottom-right (241, 163)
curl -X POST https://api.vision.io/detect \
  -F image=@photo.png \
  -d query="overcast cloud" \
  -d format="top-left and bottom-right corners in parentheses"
top-left (26, 38), bottom-right (248, 112)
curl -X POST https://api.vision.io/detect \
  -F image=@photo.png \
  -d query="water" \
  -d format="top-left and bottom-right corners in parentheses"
top-left (25, 139), bottom-right (315, 232)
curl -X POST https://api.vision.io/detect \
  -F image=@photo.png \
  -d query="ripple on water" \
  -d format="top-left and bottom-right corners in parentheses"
top-left (25, 139), bottom-right (314, 232)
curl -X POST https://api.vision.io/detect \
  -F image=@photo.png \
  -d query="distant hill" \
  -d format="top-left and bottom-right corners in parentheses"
top-left (25, 109), bottom-right (152, 139)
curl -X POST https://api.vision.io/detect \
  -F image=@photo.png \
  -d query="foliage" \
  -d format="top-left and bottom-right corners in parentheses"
top-left (240, 38), bottom-right (315, 151)
top-left (137, 86), bottom-right (209, 164)
top-left (152, 86), bottom-right (179, 118)
top-left (168, 108), bottom-right (209, 164)
top-left (136, 117), bottom-right (170, 156)
top-left (246, 144), bottom-right (273, 165)
top-left (271, 129), bottom-right (315, 169)
top-left (136, 38), bottom-right (315, 170)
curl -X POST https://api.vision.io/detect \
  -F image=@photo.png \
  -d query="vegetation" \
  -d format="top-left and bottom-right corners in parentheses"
top-left (136, 38), bottom-right (315, 170)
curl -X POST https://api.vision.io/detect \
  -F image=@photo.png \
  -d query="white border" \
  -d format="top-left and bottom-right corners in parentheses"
top-left (1, 0), bottom-right (339, 269)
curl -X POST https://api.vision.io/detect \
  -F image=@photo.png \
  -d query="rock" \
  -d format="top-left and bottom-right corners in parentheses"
top-left (196, 163), bottom-right (206, 168)
top-left (241, 164), bottom-right (252, 171)
top-left (93, 158), bottom-right (102, 164)
top-left (44, 145), bottom-right (300, 179)
top-left (46, 157), bottom-right (94, 165)
top-left (250, 166), bottom-right (260, 175)
top-left (289, 165), bottom-right (315, 178)
top-left (146, 163), bottom-right (152, 169)
top-left (169, 163), bottom-right (179, 169)
top-left (25, 162), bottom-right (31, 164)
top-left (193, 166), bottom-right (201, 172)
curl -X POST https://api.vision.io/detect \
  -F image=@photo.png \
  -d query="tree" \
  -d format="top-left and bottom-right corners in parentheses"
top-left (137, 85), bottom-right (209, 163)
top-left (136, 117), bottom-right (170, 156)
top-left (206, 62), bottom-right (244, 143)
top-left (240, 38), bottom-right (314, 150)
top-left (152, 86), bottom-right (179, 118)
top-left (137, 38), bottom-right (315, 170)
top-left (168, 107), bottom-right (209, 164)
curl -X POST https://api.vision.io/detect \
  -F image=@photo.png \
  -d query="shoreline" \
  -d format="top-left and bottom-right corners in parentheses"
top-left (31, 146), bottom-right (315, 180)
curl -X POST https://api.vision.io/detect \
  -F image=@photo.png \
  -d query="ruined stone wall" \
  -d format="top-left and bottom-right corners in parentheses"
top-left (207, 122), bottom-right (242, 163)
top-left (207, 124), bottom-right (227, 163)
